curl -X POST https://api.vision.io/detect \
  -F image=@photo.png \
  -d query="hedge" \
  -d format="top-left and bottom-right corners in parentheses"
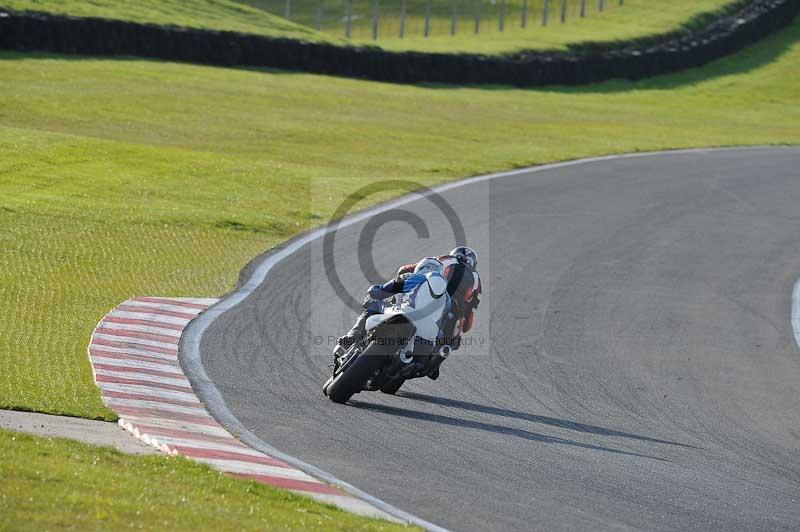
top-left (0, 0), bottom-right (797, 86)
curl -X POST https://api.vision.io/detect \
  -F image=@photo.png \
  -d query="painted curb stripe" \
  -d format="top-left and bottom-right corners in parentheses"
top-left (133, 296), bottom-right (211, 310)
top-left (95, 374), bottom-right (194, 393)
top-left (93, 362), bottom-right (186, 380)
top-left (102, 390), bottom-right (202, 408)
top-left (103, 315), bottom-right (187, 331)
top-left (112, 405), bottom-right (220, 426)
top-left (104, 397), bottom-right (208, 416)
top-left (97, 322), bottom-right (184, 337)
top-left (90, 349), bottom-right (180, 367)
top-left (92, 336), bottom-right (178, 356)
top-left (94, 368), bottom-right (190, 386)
top-left (109, 310), bottom-right (192, 326)
top-left (89, 343), bottom-right (180, 365)
top-left (229, 473), bottom-right (343, 495)
top-left (116, 304), bottom-right (198, 320)
top-left (95, 327), bottom-right (181, 344)
top-left (174, 447), bottom-right (291, 467)
top-left (129, 424), bottom-right (251, 446)
top-left (87, 297), bottom-right (386, 518)
top-left (96, 382), bottom-right (199, 403)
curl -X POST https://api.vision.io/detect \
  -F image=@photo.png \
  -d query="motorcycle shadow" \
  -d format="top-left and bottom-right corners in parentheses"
top-left (349, 393), bottom-right (697, 461)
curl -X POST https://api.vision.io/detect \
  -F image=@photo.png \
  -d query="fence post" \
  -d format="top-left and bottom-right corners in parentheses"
top-left (316, 0), bottom-right (323, 30)
top-left (521, 0), bottom-right (528, 28)
top-left (542, 0), bottom-right (549, 26)
top-left (499, 0), bottom-right (505, 31)
top-left (451, 0), bottom-right (458, 35)
top-left (474, 0), bottom-right (481, 33)
top-left (599, 0), bottom-right (604, 12)
top-left (580, 0), bottom-right (586, 17)
top-left (560, 0), bottom-right (567, 22)
top-left (399, 0), bottom-right (407, 37)
top-left (424, 0), bottom-right (431, 37)
top-left (345, 0), bottom-right (353, 38)
top-left (284, 0), bottom-right (291, 18)
top-left (372, 0), bottom-right (379, 39)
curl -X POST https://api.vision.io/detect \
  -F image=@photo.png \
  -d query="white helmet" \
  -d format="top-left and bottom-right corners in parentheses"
top-left (414, 257), bottom-right (444, 276)
top-left (450, 246), bottom-right (478, 269)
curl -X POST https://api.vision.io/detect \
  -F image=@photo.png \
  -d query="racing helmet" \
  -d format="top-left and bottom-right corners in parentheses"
top-left (450, 246), bottom-right (478, 269)
top-left (414, 257), bottom-right (444, 276)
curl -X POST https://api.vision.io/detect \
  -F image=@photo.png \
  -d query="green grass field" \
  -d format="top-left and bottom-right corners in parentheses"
top-left (0, 429), bottom-right (411, 530)
top-left (1, 18), bottom-right (799, 420)
top-left (2, 0), bottom-right (742, 53)
top-left (0, 0), bottom-right (331, 41)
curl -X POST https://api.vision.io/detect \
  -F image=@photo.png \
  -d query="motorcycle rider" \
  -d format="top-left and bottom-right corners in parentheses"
top-left (336, 257), bottom-right (449, 352)
top-left (335, 247), bottom-right (481, 379)
top-left (396, 246), bottom-right (481, 346)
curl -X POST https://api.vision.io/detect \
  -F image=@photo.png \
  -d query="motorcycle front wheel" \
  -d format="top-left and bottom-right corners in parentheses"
top-left (325, 342), bottom-right (387, 404)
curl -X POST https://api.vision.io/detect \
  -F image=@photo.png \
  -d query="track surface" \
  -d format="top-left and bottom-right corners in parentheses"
top-left (199, 148), bottom-right (800, 531)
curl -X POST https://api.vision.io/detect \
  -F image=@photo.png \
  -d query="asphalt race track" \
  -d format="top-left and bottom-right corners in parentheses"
top-left (196, 148), bottom-right (800, 531)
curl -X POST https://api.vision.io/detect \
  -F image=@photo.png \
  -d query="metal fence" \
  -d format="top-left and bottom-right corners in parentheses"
top-left (243, 0), bottom-right (624, 41)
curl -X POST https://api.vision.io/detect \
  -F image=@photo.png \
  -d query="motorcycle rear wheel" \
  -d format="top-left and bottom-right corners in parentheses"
top-left (326, 343), bottom-right (387, 404)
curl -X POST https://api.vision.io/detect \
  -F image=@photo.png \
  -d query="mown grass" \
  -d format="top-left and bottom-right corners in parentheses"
top-left (0, 429), bottom-right (412, 531)
top-left (2, 0), bottom-right (742, 54)
top-left (1, 18), bottom-right (799, 420)
top-left (0, 0), bottom-right (331, 41)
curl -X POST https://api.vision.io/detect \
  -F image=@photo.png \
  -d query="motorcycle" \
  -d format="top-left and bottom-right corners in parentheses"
top-left (323, 272), bottom-right (454, 404)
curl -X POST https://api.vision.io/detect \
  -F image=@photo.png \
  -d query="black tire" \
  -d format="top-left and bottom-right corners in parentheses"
top-left (380, 378), bottom-right (405, 395)
top-left (326, 343), bottom-right (387, 404)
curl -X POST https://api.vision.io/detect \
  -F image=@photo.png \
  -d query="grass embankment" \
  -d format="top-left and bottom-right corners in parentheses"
top-left (0, 0), bottom-right (331, 41)
top-left (1, 19), bottom-right (799, 420)
top-left (282, 0), bottom-right (740, 53)
top-left (3, 0), bottom-right (743, 54)
top-left (0, 429), bottom-right (411, 531)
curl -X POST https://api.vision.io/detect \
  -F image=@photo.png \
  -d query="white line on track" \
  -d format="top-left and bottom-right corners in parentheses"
top-left (181, 147), bottom-right (792, 532)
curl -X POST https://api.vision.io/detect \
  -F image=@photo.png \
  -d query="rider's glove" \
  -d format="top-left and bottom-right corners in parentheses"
top-left (471, 294), bottom-right (481, 310)
top-left (362, 292), bottom-right (376, 308)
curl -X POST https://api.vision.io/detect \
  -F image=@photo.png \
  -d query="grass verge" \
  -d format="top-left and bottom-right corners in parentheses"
top-left (1, 18), bottom-right (799, 419)
top-left (0, 429), bottom-right (412, 530)
top-left (2, 0), bottom-right (745, 54)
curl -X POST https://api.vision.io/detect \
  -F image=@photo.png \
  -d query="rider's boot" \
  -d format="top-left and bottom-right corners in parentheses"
top-left (337, 311), bottom-right (369, 349)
